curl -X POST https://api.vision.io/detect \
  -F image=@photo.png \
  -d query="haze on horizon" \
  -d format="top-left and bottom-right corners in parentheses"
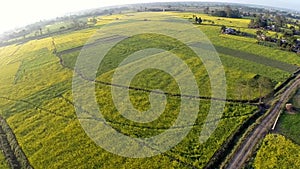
top-left (0, 0), bottom-right (299, 34)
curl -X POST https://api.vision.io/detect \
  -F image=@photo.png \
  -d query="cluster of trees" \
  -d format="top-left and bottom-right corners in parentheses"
top-left (88, 17), bottom-right (98, 25)
top-left (249, 14), bottom-right (300, 34)
top-left (194, 16), bottom-right (203, 24)
top-left (236, 75), bottom-right (274, 102)
top-left (249, 15), bottom-right (269, 29)
top-left (249, 14), bottom-right (287, 30)
top-left (248, 13), bottom-right (300, 53)
top-left (256, 30), bottom-right (300, 53)
top-left (212, 6), bottom-right (241, 18)
top-left (287, 13), bottom-right (300, 20)
top-left (1, 6), bottom-right (127, 43)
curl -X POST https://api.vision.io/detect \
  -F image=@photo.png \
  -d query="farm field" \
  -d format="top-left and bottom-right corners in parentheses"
top-left (253, 134), bottom-right (300, 169)
top-left (0, 11), bottom-right (299, 168)
top-left (277, 112), bottom-right (300, 144)
top-left (277, 89), bottom-right (300, 144)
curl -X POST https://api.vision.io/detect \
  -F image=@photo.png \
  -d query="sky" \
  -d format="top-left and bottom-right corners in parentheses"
top-left (0, 0), bottom-right (299, 34)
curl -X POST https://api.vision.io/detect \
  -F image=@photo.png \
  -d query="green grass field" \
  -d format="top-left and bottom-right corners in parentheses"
top-left (0, 12), bottom-right (299, 168)
top-left (277, 113), bottom-right (300, 144)
top-left (277, 89), bottom-right (300, 144)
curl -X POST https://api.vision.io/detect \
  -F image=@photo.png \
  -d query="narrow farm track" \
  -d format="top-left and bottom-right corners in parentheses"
top-left (225, 76), bottom-right (300, 169)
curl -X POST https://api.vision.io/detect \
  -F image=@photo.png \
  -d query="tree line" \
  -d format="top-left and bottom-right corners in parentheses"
top-left (211, 6), bottom-right (241, 18)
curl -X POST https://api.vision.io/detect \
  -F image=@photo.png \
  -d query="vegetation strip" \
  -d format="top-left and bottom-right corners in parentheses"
top-left (214, 45), bottom-right (299, 73)
top-left (0, 116), bottom-right (33, 169)
top-left (0, 121), bottom-right (20, 169)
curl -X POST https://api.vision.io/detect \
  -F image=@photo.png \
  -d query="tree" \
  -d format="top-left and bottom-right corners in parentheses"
top-left (72, 19), bottom-right (80, 29)
top-left (225, 6), bottom-right (232, 17)
top-left (198, 17), bottom-right (202, 24)
top-left (21, 29), bottom-right (26, 39)
top-left (290, 26), bottom-right (296, 35)
top-left (275, 15), bottom-right (286, 28)
top-left (249, 19), bottom-right (256, 28)
top-left (257, 76), bottom-right (273, 103)
top-left (213, 10), bottom-right (227, 17)
top-left (286, 36), bottom-right (297, 51)
top-left (297, 21), bottom-right (300, 31)
top-left (256, 30), bottom-right (263, 38)
top-left (204, 7), bottom-right (209, 14)
top-left (39, 27), bottom-right (43, 35)
top-left (230, 9), bottom-right (241, 18)
top-left (249, 15), bottom-right (268, 28)
top-left (91, 16), bottom-right (97, 24)
top-left (34, 31), bottom-right (39, 37)
top-left (195, 17), bottom-right (202, 24)
top-left (257, 15), bottom-right (268, 28)
top-left (221, 25), bottom-right (226, 33)
top-left (249, 75), bottom-right (274, 103)
top-left (51, 37), bottom-right (57, 54)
